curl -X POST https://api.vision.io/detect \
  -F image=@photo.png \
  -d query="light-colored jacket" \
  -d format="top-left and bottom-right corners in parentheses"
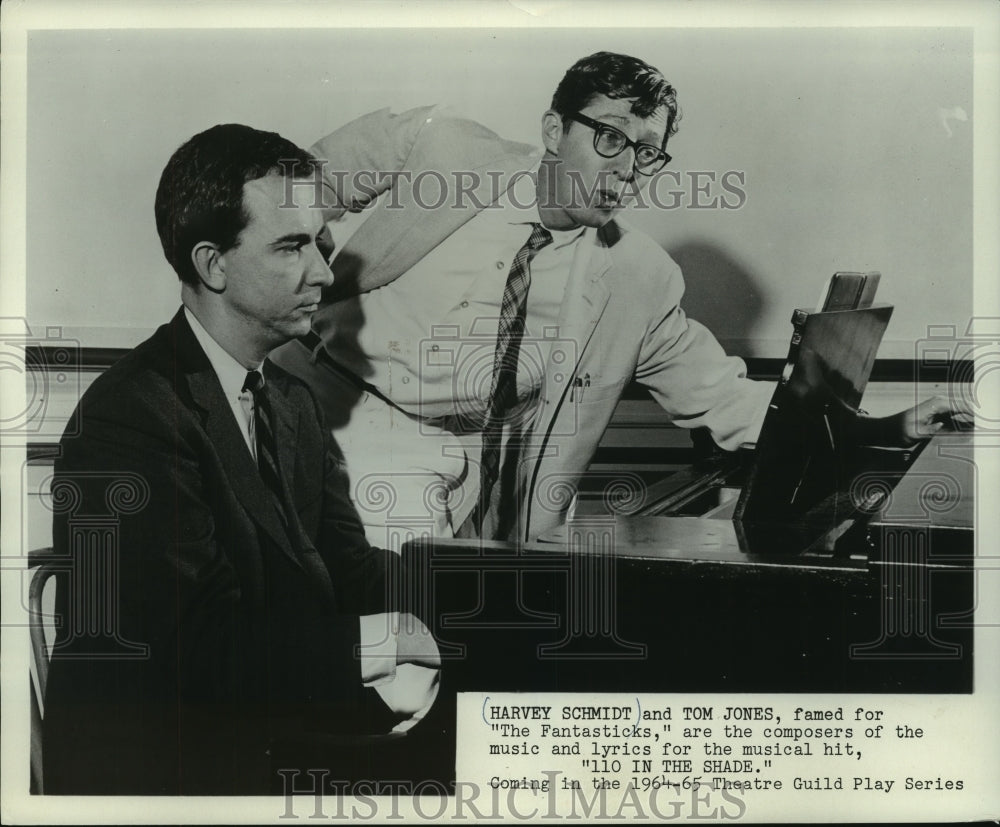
top-left (304, 105), bottom-right (771, 541)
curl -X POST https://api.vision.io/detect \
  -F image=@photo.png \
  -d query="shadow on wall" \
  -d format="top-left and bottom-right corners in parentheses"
top-left (270, 249), bottom-right (369, 431)
top-left (668, 239), bottom-right (765, 350)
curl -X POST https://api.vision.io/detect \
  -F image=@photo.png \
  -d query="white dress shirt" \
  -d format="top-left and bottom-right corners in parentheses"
top-left (324, 159), bottom-right (587, 418)
top-left (184, 306), bottom-right (259, 458)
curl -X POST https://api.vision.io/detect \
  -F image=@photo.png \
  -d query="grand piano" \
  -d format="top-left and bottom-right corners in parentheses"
top-left (400, 279), bottom-right (975, 783)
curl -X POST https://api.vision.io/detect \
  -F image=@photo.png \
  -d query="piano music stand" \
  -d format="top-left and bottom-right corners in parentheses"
top-left (734, 302), bottom-right (920, 553)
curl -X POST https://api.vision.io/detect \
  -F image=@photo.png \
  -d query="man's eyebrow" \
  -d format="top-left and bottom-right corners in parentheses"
top-left (592, 113), bottom-right (630, 126)
top-left (269, 232), bottom-right (313, 248)
top-left (592, 113), bottom-right (662, 145)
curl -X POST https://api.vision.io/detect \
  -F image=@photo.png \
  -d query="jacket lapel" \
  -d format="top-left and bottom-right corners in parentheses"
top-left (538, 232), bottom-right (613, 418)
top-left (265, 366), bottom-right (301, 513)
top-left (261, 365), bottom-right (337, 602)
top-left (174, 313), bottom-right (302, 570)
top-left (519, 233), bottom-right (613, 541)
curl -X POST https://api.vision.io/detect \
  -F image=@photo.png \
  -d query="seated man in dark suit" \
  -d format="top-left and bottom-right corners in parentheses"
top-left (43, 124), bottom-right (436, 795)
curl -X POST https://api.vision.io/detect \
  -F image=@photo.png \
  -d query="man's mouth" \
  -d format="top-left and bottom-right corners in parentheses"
top-left (595, 189), bottom-right (622, 208)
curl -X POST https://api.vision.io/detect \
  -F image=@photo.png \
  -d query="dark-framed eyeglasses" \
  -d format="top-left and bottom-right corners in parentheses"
top-left (564, 111), bottom-right (671, 176)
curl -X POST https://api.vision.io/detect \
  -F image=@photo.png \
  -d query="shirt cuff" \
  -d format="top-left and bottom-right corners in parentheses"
top-left (358, 611), bottom-right (399, 686)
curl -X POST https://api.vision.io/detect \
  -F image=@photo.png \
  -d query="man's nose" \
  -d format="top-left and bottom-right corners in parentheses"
top-left (304, 243), bottom-right (335, 287)
top-left (609, 148), bottom-right (636, 181)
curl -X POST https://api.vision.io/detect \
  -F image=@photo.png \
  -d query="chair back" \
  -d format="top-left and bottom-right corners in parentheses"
top-left (28, 549), bottom-right (57, 794)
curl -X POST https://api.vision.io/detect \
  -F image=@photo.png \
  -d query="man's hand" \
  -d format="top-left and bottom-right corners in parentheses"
top-left (862, 395), bottom-right (974, 447)
top-left (900, 395), bottom-right (975, 444)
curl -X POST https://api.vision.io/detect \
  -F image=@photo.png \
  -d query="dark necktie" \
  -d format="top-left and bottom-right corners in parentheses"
top-left (474, 222), bottom-right (553, 536)
top-left (242, 370), bottom-right (287, 525)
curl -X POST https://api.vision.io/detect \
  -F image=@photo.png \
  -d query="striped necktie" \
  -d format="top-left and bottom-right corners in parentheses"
top-left (474, 222), bottom-right (553, 537)
top-left (242, 370), bottom-right (287, 525)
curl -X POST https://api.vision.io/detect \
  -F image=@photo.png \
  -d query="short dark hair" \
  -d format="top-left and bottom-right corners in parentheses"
top-left (550, 51), bottom-right (681, 144)
top-left (154, 124), bottom-right (316, 285)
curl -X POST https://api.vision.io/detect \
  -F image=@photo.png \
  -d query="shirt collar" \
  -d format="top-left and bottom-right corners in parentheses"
top-left (507, 156), bottom-right (587, 251)
top-left (184, 306), bottom-right (262, 399)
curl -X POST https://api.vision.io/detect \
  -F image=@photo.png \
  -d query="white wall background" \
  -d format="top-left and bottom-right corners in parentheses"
top-left (26, 26), bottom-right (973, 357)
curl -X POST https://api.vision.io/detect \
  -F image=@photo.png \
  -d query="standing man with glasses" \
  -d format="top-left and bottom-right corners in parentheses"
top-left (272, 51), bottom-right (943, 545)
top-left (274, 51), bottom-right (769, 544)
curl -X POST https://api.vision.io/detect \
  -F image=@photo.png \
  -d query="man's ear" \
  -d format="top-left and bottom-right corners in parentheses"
top-left (541, 110), bottom-right (565, 155)
top-left (191, 241), bottom-right (226, 293)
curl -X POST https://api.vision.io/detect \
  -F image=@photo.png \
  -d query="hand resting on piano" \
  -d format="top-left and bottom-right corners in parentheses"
top-left (854, 395), bottom-right (975, 447)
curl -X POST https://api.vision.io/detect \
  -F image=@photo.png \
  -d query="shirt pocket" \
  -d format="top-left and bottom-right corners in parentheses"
top-left (572, 376), bottom-right (628, 404)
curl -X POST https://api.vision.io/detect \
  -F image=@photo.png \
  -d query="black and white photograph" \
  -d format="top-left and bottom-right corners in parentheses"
top-left (2, 0), bottom-right (998, 822)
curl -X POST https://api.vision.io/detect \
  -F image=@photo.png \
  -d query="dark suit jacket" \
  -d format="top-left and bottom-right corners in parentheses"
top-left (43, 309), bottom-right (401, 794)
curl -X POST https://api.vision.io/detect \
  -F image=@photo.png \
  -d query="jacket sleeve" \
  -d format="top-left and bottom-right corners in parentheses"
top-left (308, 384), bottom-right (404, 617)
top-left (634, 253), bottom-right (774, 451)
top-left (309, 104), bottom-right (442, 220)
